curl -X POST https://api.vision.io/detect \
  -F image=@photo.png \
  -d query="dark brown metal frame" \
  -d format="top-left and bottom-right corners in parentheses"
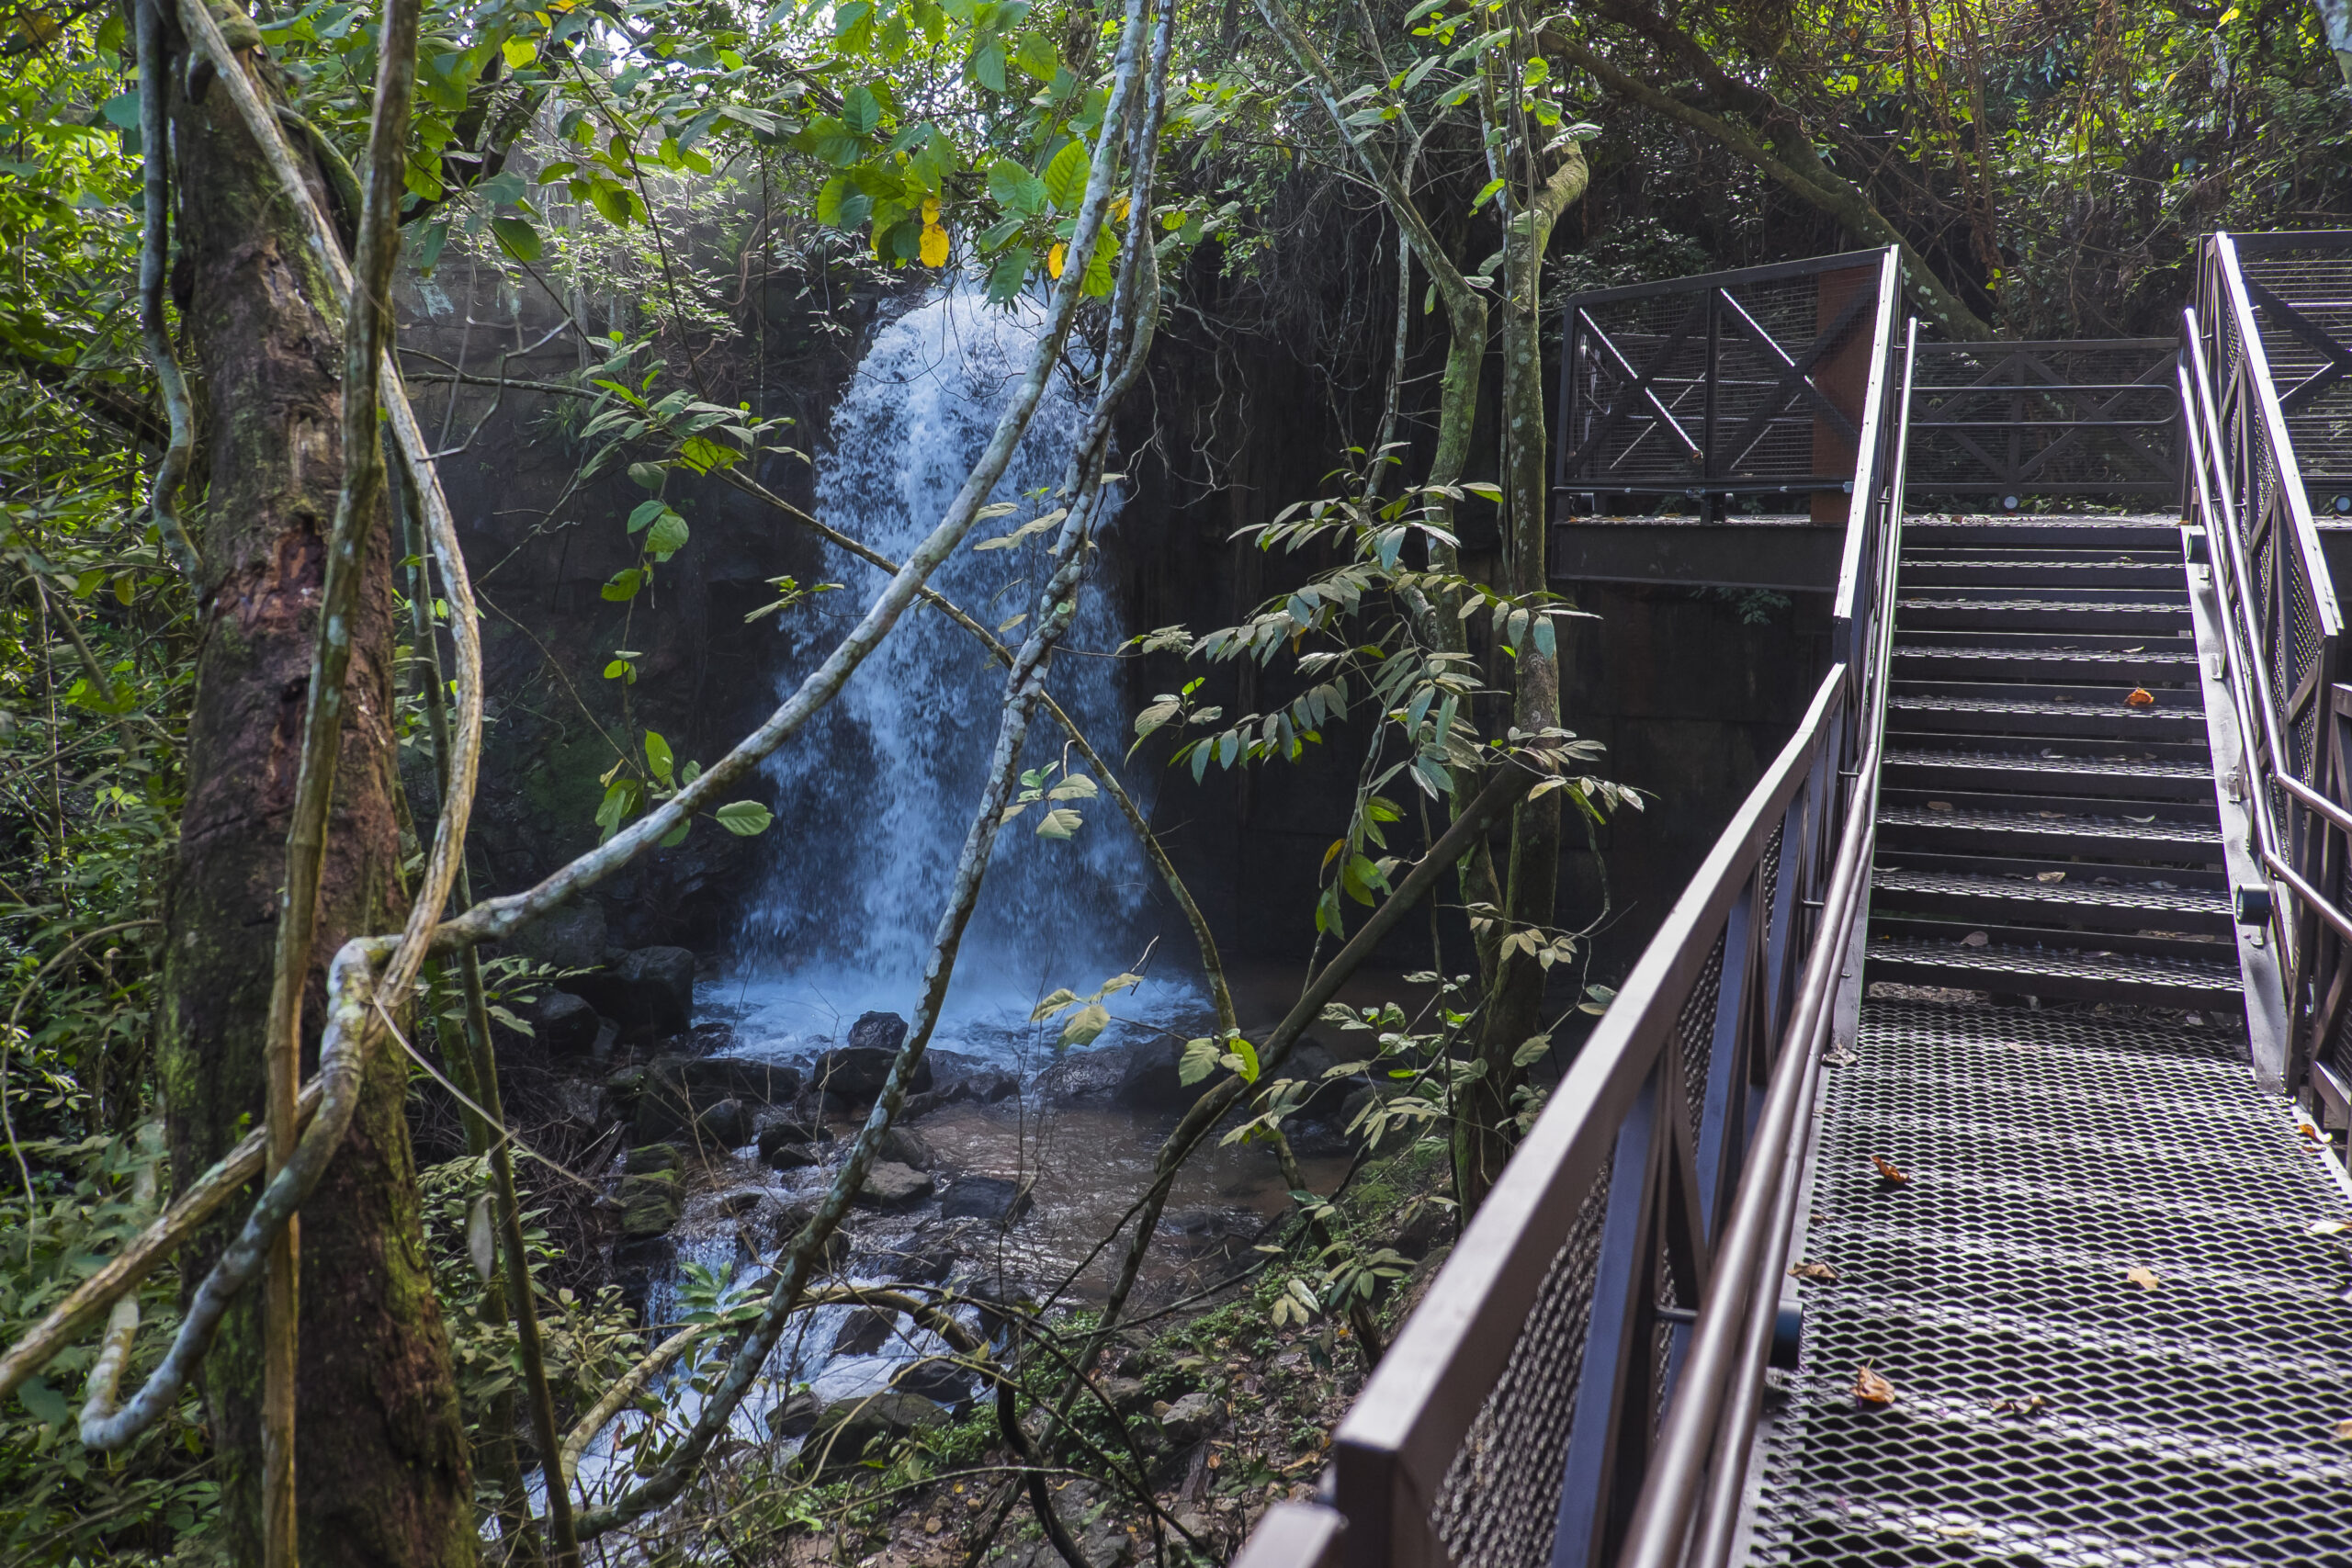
top-left (1552, 248), bottom-right (1891, 519)
top-left (1904, 338), bottom-right (2180, 499)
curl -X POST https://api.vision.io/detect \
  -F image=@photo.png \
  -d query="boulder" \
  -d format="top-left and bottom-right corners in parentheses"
top-left (813, 1013), bottom-right (932, 1102)
top-left (716, 1188), bottom-right (764, 1218)
top-left (762, 1142), bottom-right (822, 1172)
top-left (755, 1113), bottom-right (822, 1158)
top-left (1392, 1201), bottom-right (1453, 1260)
top-left (877, 1126), bottom-right (934, 1170)
top-left (1157, 1391), bottom-right (1221, 1447)
top-left (833, 1307), bottom-right (894, 1357)
top-left (892, 1358), bottom-right (973, 1409)
top-left (624, 1143), bottom-right (684, 1174)
top-left (547, 1078), bottom-right (608, 1128)
top-left (965, 1068), bottom-right (1019, 1104)
top-left (608, 1234), bottom-right (673, 1321)
top-left (694, 1096), bottom-right (750, 1151)
top-left (875, 1225), bottom-right (965, 1284)
top-left (1101, 1376), bottom-right (1155, 1416)
top-left (766, 1390), bottom-right (824, 1440)
top-left (854, 1161), bottom-right (934, 1210)
top-left (560, 945), bottom-right (697, 1039)
top-left (681, 1056), bottom-right (803, 1105)
top-left (939, 1176), bottom-right (1033, 1226)
top-left (1034, 1044), bottom-right (1128, 1105)
top-left (797, 1392), bottom-right (949, 1475)
top-left (616, 1170), bottom-right (684, 1238)
top-left (507, 901), bottom-right (607, 971)
top-left (533, 990), bottom-right (603, 1057)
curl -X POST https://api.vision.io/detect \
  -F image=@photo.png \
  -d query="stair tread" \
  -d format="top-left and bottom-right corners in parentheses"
top-left (1867, 935), bottom-right (2242, 988)
top-left (1879, 803), bottom-right (2220, 843)
top-left (1893, 645), bottom-right (2199, 667)
top-left (1883, 747), bottom-right (2211, 783)
top-left (1888, 694), bottom-right (2203, 721)
top-left (1871, 867), bottom-right (2232, 918)
top-left (1899, 596), bottom-right (2188, 613)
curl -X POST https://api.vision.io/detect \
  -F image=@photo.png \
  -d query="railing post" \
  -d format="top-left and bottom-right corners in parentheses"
top-left (1810, 264), bottom-right (1874, 524)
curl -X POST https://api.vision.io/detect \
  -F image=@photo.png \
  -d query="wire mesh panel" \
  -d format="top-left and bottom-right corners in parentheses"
top-left (1554, 250), bottom-right (1890, 515)
top-left (1904, 339), bottom-right (2179, 499)
top-left (1432, 1181), bottom-right (1611, 1568)
top-left (2231, 232), bottom-right (2352, 502)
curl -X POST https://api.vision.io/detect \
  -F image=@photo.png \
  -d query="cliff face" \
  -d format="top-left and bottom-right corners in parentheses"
top-left (393, 256), bottom-right (891, 950)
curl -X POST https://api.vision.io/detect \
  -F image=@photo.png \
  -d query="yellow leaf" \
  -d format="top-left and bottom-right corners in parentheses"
top-left (2124, 1266), bottom-right (2161, 1290)
top-left (2218, 5), bottom-right (2239, 19)
top-left (920, 222), bottom-right (949, 267)
top-left (113, 572), bottom-right (135, 606)
top-left (922, 197), bottom-right (940, 224)
top-left (501, 35), bottom-right (537, 67)
top-left (1047, 243), bottom-right (1067, 278)
top-left (1853, 1365), bottom-right (1895, 1406)
top-left (2312, 1220), bottom-right (2351, 1235)
top-left (1113, 195), bottom-right (1129, 220)
top-left (2335, 1418), bottom-right (2352, 1441)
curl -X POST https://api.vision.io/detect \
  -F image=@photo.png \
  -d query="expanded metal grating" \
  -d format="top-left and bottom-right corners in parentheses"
top-left (1888, 694), bottom-right (2202, 724)
top-left (1871, 868), bottom-right (2233, 919)
top-left (1897, 597), bottom-right (2190, 614)
top-left (1868, 937), bottom-right (2243, 991)
top-left (1878, 805), bottom-right (2220, 848)
top-left (1751, 1003), bottom-right (2352, 1567)
top-left (1883, 749), bottom-right (2212, 784)
top-left (1892, 647), bottom-right (2199, 670)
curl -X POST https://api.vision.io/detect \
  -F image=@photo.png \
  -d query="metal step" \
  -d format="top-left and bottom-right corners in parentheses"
top-left (1864, 935), bottom-right (2242, 1003)
top-left (1898, 597), bottom-right (2191, 633)
top-left (1877, 800), bottom-right (2222, 862)
top-left (1871, 916), bottom-right (2235, 964)
top-left (1882, 747), bottom-right (2214, 802)
top-left (1869, 849), bottom-right (2228, 893)
top-left (1886, 693), bottom-right (2208, 741)
top-left (1891, 644), bottom-right (2200, 684)
top-left (1897, 514), bottom-right (2185, 551)
top-left (1869, 867), bottom-right (2234, 935)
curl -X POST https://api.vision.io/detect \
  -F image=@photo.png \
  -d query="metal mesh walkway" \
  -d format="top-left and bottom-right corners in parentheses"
top-left (1752, 1002), bottom-right (2352, 1567)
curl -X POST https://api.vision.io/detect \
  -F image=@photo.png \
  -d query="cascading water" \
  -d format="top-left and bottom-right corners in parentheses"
top-left (731, 282), bottom-right (1160, 1040)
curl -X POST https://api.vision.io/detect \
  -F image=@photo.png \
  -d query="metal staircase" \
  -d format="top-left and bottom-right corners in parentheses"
top-left (1867, 513), bottom-right (2245, 1010)
top-left (1233, 234), bottom-right (2352, 1568)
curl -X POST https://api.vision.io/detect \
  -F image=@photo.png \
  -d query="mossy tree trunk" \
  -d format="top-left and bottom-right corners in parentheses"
top-left (158, 30), bottom-right (476, 1566)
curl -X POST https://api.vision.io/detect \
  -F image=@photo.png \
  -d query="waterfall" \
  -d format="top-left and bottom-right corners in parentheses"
top-left (734, 282), bottom-right (1157, 1039)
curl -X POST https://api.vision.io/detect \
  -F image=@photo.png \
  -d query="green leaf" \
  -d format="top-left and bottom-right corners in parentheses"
top-left (600, 569), bottom-right (645, 603)
top-left (643, 729), bottom-right (674, 783)
top-left (1041, 138), bottom-right (1090, 209)
top-left (1011, 32), bottom-right (1058, 80)
top-left (628, 498), bottom-right (668, 534)
top-left (968, 38), bottom-right (1007, 92)
top-left (1510, 1034), bottom-right (1553, 1069)
top-left (1059, 1000), bottom-right (1111, 1046)
top-left (988, 157), bottom-right (1047, 216)
top-left (816, 174), bottom-right (849, 227)
top-left (1035, 806), bottom-right (1083, 839)
top-left (628, 462), bottom-right (666, 493)
top-left (99, 92), bottom-right (141, 129)
top-left (1030, 987), bottom-right (1080, 1021)
top-left (986, 245), bottom-right (1035, 303)
top-left (715, 800), bottom-right (774, 836)
top-left (1179, 1036), bottom-right (1224, 1085)
top-left (841, 85), bottom-right (883, 136)
top-left (16, 1376), bottom-right (71, 1428)
top-left (676, 434), bottom-right (737, 473)
top-left (644, 511), bottom-right (690, 558)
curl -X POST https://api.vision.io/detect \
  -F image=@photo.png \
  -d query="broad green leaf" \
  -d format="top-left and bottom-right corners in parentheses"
top-left (628, 499), bottom-right (668, 533)
top-left (968, 38), bottom-right (1007, 91)
top-left (1030, 987), bottom-right (1080, 1021)
top-left (645, 511), bottom-right (690, 558)
top-left (1059, 1000), bottom-right (1111, 1046)
top-left (643, 729), bottom-right (674, 783)
top-left (600, 570), bottom-right (645, 603)
top-left (988, 157), bottom-right (1047, 216)
top-left (491, 216), bottom-right (542, 262)
top-left (1179, 1036), bottom-right (1223, 1085)
top-left (1011, 32), bottom-right (1058, 80)
top-left (715, 800), bottom-right (774, 835)
top-left (841, 85), bottom-right (882, 135)
top-left (500, 35), bottom-right (537, 68)
top-left (628, 462), bottom-right (666, 492)
top-left (1035, 806), bottom-right (1083, 839)
top-left (1042, 138), bottom-right (1090, 209)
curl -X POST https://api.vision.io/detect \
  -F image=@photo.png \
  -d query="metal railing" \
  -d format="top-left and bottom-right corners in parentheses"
top-left (2182, 230), bottom-right (2352, 1111)
top-left (1552, 248), bottom-right (1893, 518)
top-left (1236, 250), bottom-right (1901, 1568)
top-left (1903, 336), bottom-right (2179, 501)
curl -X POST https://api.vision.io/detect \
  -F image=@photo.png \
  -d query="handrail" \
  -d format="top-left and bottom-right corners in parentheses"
top-left (2183, 230), bottom-right (2352, 1100)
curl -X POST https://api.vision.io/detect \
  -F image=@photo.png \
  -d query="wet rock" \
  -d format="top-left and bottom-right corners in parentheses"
top-left (766, 1390), bottom-right (824, 1440)
top-left (855, 1161), bottom-right (934, 1210)
top-left (617, 1170), bottom-right (684, 1238)
top-left (877, 1125), bottom-right (934, 1170)
top-left (608, 1234), bottom-right (673, 1321)
top-left (875, 1224), bottom-right (965, 1284)
top-left (624, 1143), bottom-right (684, 1174)
top-left (1101, 1376), bottom-right (1154, 1416)
top-left (560, 945), bottom-right (697, 1040)
top-left (1034, 1044), bottom-right (1127, 1105)
top-left (1157, 1391), bottom-right (1221, 1447)
top-left (755, 1113), bottom-right (822, 1158)
top-left (506, 901), bottom-right (607, 971)
top-left (1284, 1040), bottom-right (1357, 1122)
top-left (893, 1357), bottom-right (974, 1409)
top-left (547, 1078), bottom-right (608, 1128)
top-left (1076, 1518), bottom-right (1138, 1568)
top-left (797, 1391), bottom-right (950, 1476)
top-left (939, 1176), bottom-right (1033, 1226)
top-left (813, 1012), bottom-right (932, 1102)
top-left (965, 1068), bottom-right (1019, 1103)
top-left (534, 990), bottom-right (603, 1057)
top-left (762, 1141), bottom-right (822, 1172)
top-left (694, 1096), bottom-right (750, 1151)
top-left (716, 1188), bottom-right (764, 1218)
top-left (680, 1056), bottom-right (803, 1105)
top-left (834, 1307), bottom-right (895, 1356)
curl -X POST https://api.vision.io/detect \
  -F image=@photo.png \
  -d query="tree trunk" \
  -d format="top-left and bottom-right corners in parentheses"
top-left (160, 36), bottom-right (476, 1566)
